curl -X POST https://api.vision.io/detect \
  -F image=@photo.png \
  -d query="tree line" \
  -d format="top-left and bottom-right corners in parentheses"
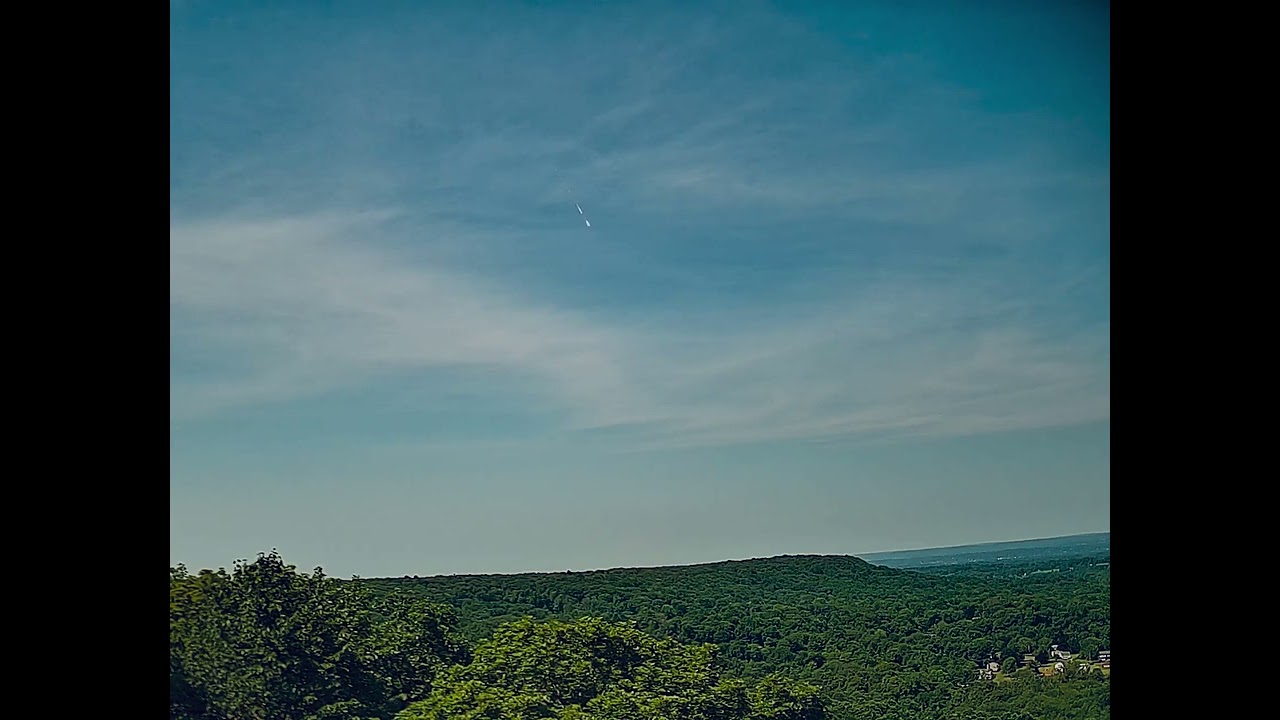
top-left (171, 552), bottom-right (825, 720)
top-left (171, 551), bottom-right (1109, 719)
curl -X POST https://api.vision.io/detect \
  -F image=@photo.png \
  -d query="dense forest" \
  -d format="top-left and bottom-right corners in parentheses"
top-left (171, 550), bottom-right (1109, 719)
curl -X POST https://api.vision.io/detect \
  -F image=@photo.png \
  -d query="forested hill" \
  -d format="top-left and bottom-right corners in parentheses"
top-left (370, 554), bottom-right (901, 611)
top-left (172, 550), bottom-right (1108, 719)
top-left (360, 552), bottom-right (1111, 719)
top-left (365, 554), bottom-right (913, 638)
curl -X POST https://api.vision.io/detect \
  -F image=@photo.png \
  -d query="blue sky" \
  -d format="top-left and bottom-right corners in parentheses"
top-left (170, 0), bottom-right (1109, 577)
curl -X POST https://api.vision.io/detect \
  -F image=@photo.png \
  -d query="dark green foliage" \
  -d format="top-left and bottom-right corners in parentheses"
top-left (171, 551), bottom-right (1108, 719)
top-left (170, 551), bottom-right (467, 720)
top-left (363, 554), bottom-right (1110, 719)
top-left (947, 669), bottom-right (1110, 720)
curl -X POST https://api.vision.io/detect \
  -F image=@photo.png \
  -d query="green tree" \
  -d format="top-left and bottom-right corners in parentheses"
top-left (747, 674), bottom-right (825, 720)
top-left (170, 551), bottom-right (464, 720)
top-left (397, 617), bottom-right (827, 720)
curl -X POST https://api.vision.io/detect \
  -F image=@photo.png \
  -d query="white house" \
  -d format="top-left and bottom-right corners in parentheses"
top-left (975, 660), bottom-right (1002, 680)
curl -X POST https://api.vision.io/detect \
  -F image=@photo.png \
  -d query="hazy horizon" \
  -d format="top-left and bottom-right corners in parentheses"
top-left (175, 529), bottom-right (1110, 579)
top-left (171, 0), bottom-right (1109, 579)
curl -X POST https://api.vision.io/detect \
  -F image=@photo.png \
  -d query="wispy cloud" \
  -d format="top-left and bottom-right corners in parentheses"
top-left (170, 1), bottom-right (1108, 450)
top-left (170, 206), bottom-right (1107, 448)
top-left (170, 212), bottom-right (645, 424)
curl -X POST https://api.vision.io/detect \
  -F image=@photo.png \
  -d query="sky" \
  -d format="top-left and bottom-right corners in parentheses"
top-left (170, 0), bottom-right (1109, 578)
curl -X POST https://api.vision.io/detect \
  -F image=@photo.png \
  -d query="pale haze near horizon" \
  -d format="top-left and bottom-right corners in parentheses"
top-left (170, 0), bottom-right (1110, 578)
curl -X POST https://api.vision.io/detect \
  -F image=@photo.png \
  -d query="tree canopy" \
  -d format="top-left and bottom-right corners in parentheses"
top-left (362, 554), bottom-right (1110, 719)
top-left (171, 551), bottom-right (1109, 719)
top-left (400, 617), bottom-right (824, 720)
top-left (170, 551), bottom-right (467, 720)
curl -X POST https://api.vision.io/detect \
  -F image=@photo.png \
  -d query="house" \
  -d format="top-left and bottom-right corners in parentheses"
top-left (985, 651), bottom-right (1103, 680)
top-left (975, 660), bottom-right (1002, 681)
